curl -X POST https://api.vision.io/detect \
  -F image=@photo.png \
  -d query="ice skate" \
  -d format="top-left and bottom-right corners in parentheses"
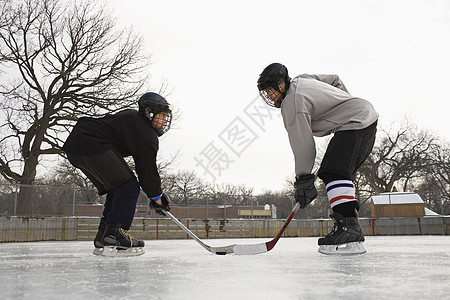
top-left (318, 213), bottom-right (366, 255)
top-left (92, 229), bottom-right (105, 256)
top-left (99, 224), bottom-right (145, 257)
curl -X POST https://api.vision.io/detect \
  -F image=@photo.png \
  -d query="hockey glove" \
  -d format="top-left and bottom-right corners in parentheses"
top-left (149, 193), bottom-right (170, 216)
top-left (294, 174), bottom-right (318, 209)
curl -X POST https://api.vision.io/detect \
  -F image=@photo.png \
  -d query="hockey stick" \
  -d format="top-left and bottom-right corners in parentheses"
top-left (163, 202), bottom-right (300, 256)
top-left (232, 202), bottom-right (301, 255)
top-left (162, 209), bottom-right (236, 255)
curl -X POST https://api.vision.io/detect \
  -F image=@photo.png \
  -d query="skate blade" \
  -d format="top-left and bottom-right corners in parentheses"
top-left (318, 242), bottom-right (366, 255)
top-left (93, 246), bottom-right (145, 257)
top-left (93, 247), bottom-right (103, 256)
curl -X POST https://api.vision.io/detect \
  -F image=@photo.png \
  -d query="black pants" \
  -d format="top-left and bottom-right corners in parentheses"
top-left (317, 121), bottom-right (377, 216)
top-left (66, 149), bottom-right (140, 230)
top-left (318, 121), bottom-right (377, 184)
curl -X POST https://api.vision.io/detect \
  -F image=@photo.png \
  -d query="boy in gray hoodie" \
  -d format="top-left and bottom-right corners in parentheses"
top-left (257, 63), bottom-right (378, 254)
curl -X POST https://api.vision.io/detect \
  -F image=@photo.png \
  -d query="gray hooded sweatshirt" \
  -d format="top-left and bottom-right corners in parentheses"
top-left (280, 74), bottom-right (379, 178)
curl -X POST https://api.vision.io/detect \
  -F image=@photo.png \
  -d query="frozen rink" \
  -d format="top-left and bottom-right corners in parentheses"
top-left (1, 236), bottom-right (449, 300)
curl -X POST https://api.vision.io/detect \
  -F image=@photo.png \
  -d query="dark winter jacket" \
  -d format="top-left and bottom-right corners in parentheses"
top-left (63, 109), bottom-right (162, 197)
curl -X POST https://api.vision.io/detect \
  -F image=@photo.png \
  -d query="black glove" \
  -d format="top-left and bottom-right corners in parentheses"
top-left (294, 174), bottom-right (317, 208)
top-left (149, 193), bottom-right (170, 216)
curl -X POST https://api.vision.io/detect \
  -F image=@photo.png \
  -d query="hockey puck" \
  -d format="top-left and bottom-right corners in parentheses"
top-left (215, 252), bottom-right (227, 255)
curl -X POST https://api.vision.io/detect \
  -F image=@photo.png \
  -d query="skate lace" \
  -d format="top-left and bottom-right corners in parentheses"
top-left (325, 222), bottom-right (342, 238)
top-left (119, 228), bottom-right (133, 247)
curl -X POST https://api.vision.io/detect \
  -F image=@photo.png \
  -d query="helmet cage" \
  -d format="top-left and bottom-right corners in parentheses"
top-left (257, 63), bottom-right (290, 108)
top-left (259, 82), bottom-right (284, 108)
top-left (138, 92), bottom-right (172, 136)
top-left (145, 107), bottom-right (172, 136)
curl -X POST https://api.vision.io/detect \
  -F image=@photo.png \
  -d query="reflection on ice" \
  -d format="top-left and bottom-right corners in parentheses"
top-left (0, 236), bottom-right (449, 299)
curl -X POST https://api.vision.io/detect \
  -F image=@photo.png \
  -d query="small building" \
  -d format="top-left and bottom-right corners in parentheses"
top-left (238, 204), bottom-right (277, 219)
top-left (135, 204), bottom-right (277, 219)
top-left (371, 192), bottom-right (425, 218)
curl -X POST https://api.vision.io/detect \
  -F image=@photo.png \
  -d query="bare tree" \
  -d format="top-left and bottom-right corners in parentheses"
top-left (39, 159), bottom-right (92, 188)
top-left (172, 170), bottom-right (207, 205)
top-left (0, 0), bottom-right (153, 214)
top-left (236, 184), bottom-right (254, 205)
top-left (416, 142), bottom-right (450, 214)
top-left (357, 121), bottom-right (438, 197)
top-left (428, 142), bottom-right (450, 200)
top-left (157, 151), bottom-right (180, 193)
top-left (206, 183), bottom-right (254, 206)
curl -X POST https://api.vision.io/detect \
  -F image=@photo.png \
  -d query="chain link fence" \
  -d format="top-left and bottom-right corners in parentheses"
top-left (0, 183), bottom-right (446, 219)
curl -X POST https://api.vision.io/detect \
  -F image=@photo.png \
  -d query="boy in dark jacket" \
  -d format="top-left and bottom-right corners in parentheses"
top-left (63, 92), bottom-right (172, 256)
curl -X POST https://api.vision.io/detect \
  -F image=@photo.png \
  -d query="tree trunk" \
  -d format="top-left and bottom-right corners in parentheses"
top-left (16, 156), bottom-right (39, 215)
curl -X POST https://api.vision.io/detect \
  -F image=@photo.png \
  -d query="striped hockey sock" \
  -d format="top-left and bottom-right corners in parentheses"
top-left (326, 180), bottom-right (357, 209)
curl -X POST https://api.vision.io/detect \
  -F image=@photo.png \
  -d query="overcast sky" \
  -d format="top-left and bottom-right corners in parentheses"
top-left (108, 0), bottom-right (450, 194)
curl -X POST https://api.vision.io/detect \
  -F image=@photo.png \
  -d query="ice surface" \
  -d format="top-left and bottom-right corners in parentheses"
top-left (1, 236), bottom-right (449, 299)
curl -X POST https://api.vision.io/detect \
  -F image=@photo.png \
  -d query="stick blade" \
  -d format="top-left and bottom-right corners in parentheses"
top-left (233, 243), bottom-right (268, 255)
top-left (210, 244), bottom-right (236, 255)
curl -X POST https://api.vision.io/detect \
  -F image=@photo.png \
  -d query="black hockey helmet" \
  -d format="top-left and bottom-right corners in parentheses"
top-left (138, 92), bottom-right (172, 136)
top-left (257, 63), bottom-right (291, 107)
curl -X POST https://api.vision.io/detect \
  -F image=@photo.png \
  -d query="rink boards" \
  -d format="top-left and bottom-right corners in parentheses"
top-left (1, 216), bottom-right (449, 242)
